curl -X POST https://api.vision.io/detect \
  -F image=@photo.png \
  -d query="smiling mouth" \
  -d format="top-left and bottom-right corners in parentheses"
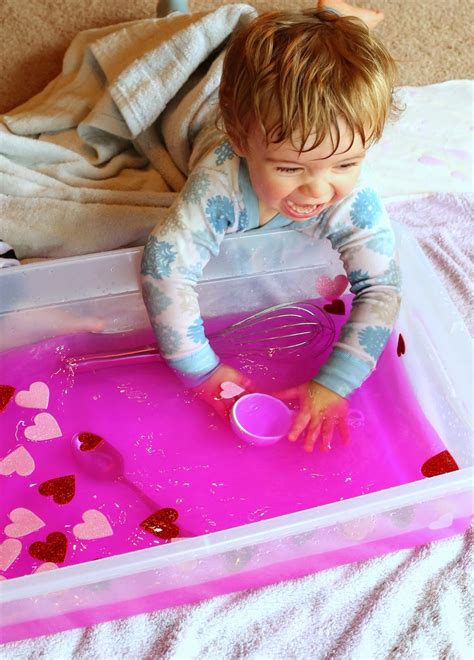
top-left (284, 199), bottom-right (325, 217)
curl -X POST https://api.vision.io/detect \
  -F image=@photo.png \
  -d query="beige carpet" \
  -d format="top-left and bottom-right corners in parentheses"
top-left (0, 0), bottom-right (473, 114)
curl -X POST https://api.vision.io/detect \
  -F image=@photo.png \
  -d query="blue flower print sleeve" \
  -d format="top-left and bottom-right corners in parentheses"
top-left (141, 142), bottom-right (245, 386)
top-left (304, 185), bottom-right (401, 397)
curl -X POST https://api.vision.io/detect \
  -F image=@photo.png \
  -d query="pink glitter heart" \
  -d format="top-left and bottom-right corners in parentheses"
top-left (5, 508), bottom-right (46, 538)
top-left (24, 412), bottom-right (62, 441)
top-left (219, 381), bottom-right (246, 400)
top-left (315, 274), bottom-right (349, 300)
top-left (0, 445), bottom-right (35, 476)
top-left (0, 538), bottom-right (22, 571)
top-left (73, 509), bottom-right (113, 540)
top-left (15, 381), bottom-right (50, 409)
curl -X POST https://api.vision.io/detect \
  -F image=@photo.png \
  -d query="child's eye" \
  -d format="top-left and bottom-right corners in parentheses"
top-left (338, 162), bottom-right (358, 169)
top-left (276, 167), bottom-right (302, 174)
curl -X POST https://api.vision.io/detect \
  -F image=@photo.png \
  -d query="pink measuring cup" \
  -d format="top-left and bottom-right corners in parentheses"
top-left (231, 393), bottom-right (294, 446)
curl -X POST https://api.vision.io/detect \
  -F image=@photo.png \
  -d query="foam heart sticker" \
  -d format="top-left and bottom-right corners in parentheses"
top-left (15, 381), bottom-right (50, 409)
top-left (340, 516), bottom-right (376, 541)
top-left (0, 385), bottom-right (16, 412)
top-left (34, 562), bottom-right (58, 573)
top-left (316, 274), bottom-right (349, 300)
top-left (73, 510), bottom-right (113, 540)
top-left (323, 299), bottom-right (346, 316)
top-left (5, 508), bottom-right (45, 538)
top-left (219, 382), bottom-right (246, 400)
top-left (0, 539), bottom-right (22, 571)
top-left (29, 532), bottom-right (68, 564)
top-left (388, 506), bottom-right (415, 529)
top-left (421, 450), bottom-right (459, 478)
top-left (39, 475), bottom-right (75, 504)
top-left (140, 507), bottom-right (180, 540)
top-left (428, 512), bottom-right (453, 530)
top-left (78, 432), bottom-right (104, 451)
top-left (0, 446), bottom-right (35, 476)
top-left (397, 333), bottom-right (406, 357)
top-left (24, 412), bottom-right (62, 441)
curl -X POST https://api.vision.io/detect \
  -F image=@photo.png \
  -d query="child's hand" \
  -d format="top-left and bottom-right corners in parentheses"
top-left (191, 364), bottom-right (253, 421)
top-left (274, 382), bottom-right (349, 452)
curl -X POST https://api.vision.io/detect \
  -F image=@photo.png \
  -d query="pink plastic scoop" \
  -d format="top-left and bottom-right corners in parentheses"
top-left (71, 433), bottom-right (193, 538)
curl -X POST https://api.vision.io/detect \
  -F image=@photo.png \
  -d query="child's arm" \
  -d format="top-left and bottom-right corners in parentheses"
top-left (315, 186), bottom-right (401, 396)
top-left (141, 163), bottom-right (249, 404)
top-left (277, 185), bottom-right (401, 451)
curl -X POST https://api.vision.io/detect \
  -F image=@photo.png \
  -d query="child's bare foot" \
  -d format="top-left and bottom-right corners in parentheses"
top-left (318, 0), bottom-right (384, 29)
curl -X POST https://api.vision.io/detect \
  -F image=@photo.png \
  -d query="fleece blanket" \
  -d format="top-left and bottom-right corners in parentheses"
top-left (0, 4), bottom-right (256, 259)
top-left (0, 5), bottom-right (472, 260)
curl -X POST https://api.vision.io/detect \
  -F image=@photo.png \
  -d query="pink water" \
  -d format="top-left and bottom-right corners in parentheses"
top-left (0, 298), bottom-right (447, 579)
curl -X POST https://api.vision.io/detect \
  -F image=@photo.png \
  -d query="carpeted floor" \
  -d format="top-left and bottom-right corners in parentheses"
top-left (0, 0), bottom-right (473, 114)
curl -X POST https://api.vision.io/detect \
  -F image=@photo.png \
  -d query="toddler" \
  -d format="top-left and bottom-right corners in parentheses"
top-left (141, 5), bottom-right (401, 452)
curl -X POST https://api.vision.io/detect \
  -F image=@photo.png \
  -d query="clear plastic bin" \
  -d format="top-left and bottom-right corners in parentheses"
top-left (0, 223), bottom-right (472, 643)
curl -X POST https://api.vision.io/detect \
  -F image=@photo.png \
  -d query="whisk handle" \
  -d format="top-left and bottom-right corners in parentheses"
top-left (69, 347), bottom-right (161, 373)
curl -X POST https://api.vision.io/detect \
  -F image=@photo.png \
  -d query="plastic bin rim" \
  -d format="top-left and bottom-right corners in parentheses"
top-left (1, 467), bottom-right (472, 604)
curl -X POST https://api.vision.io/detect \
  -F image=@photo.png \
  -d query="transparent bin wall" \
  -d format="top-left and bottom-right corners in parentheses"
top-left (0, 228), bottom-right (344, 342)
top-left (1, 223), bottom-right (471, 463)
top-left (1, 472), bottom-right (472, 642)
top-left (1, 223), bottom-right (473, 642)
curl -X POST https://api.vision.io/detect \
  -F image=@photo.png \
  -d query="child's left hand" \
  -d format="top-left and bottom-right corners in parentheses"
top-left (274, 381), bottom-right (349, 452)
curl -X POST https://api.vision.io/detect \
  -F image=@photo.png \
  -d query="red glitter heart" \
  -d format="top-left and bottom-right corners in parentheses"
top-left (397, 333), bottom-right (406, 357)
top-left (0, 385), bottom-right (16, 412)
top-left (29, 532), bottom-right (68, 563)
top-left (323, 299), bottom-right (346, 315)
top-left (140, 508), bottom-right (180, 540)
top-left (421, 450), bottom-right (459, 478)
top-left (78, 432), bottom-right (104, 451)
top-left (39, 475), bottom-right (75, 504)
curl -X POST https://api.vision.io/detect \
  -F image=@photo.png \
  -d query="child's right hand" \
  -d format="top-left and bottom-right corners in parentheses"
top-left (191, 364), bottom-right (253, 421)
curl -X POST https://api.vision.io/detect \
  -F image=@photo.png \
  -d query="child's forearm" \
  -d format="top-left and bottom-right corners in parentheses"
top-left (313, 284), bottom-right (401, 397)
top-left (141, 266), bottom-right (221, 385)
top-left (309, 187), bottom-right (402, 397)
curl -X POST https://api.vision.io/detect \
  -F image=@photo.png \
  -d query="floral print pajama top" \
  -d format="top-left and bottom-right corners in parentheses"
top-left (141, 133), bottom-right (401, 398)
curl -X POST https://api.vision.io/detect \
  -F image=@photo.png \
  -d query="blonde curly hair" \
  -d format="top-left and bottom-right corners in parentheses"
top-left (219, 10), bottom-right (400, 154)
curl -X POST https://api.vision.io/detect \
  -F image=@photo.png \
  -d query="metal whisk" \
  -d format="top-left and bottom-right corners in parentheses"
top-left (67, 302), bottom-right (336, 373)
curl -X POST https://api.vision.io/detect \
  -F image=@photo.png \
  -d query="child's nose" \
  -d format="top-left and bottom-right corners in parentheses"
top-left (300, 178), bottom-right (331, 200)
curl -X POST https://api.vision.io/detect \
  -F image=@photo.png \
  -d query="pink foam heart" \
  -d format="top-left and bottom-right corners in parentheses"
top-left (24, 412), bottom-right (62, 441)
top-left (219, 381), bottom-right (246, 400)
top-left (34, 562), bottom-right (58, 573)
top-left (73, 509), bottom-right (113, 540)
top-left (5, 507), bottom-right (46, 538)
top-left (428, 512), bottom-right (453, 530)
top-left (0, 445), bottom-right (35, 476)
top-left (340, 516), bottom-right (376, 541)
top-left (15, 381), bottom-right (50, 409)
top-left (0, 538), bottom-right (22, 571)
top-left (316, 274), bottom-right (349, 300)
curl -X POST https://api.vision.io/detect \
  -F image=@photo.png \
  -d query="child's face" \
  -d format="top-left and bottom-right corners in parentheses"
top-left (234, 122), bottom-right (366, 222)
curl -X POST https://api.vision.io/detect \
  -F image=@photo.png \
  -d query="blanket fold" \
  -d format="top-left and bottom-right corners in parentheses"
top-left (0, 4), bottom-right (256, 258)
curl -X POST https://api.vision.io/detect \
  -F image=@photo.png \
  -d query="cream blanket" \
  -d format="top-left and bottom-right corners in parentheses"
top-left (0, 4), bottom-right (256, 259)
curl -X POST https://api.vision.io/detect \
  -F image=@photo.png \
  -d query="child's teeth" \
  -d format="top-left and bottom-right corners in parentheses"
top-left (287, 200), bottom-right (317, 214)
